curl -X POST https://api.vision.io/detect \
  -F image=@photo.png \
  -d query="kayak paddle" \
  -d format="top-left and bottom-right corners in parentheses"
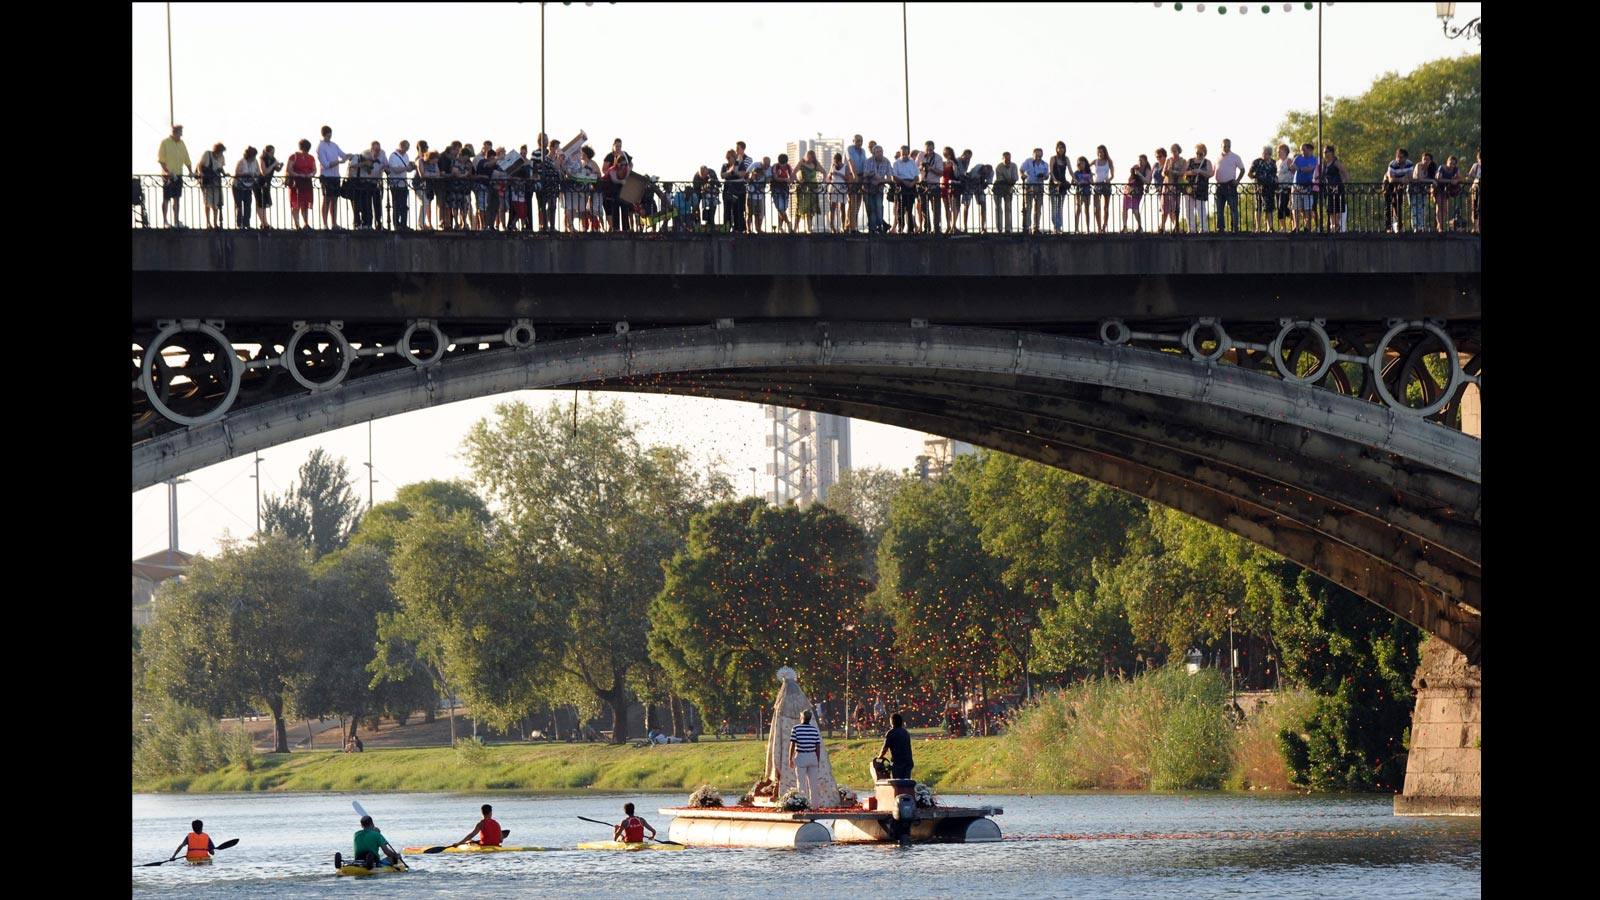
top-left (134, 838), bottom-right (240, 867)
top-left (421, 829), bottom-right (511, 853)
top-left (577, 815), bottom-right (681, 846)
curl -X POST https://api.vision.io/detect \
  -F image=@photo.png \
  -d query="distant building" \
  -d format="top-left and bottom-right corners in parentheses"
top-left (133, 548), bottom-right (192, 626)
top-left (764, 407), bottom-right (852, 506)
top-left (786, 135), bottom-right (845, 169)
top-left (914, 435), bottom-right (977, 481)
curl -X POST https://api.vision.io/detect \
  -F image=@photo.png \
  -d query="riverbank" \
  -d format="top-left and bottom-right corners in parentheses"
top-left (132, 735), bottom-right (1019, 794)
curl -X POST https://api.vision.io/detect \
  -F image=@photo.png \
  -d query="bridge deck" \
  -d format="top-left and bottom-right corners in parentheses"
top-left (132, 232), bottom-right (1480, 326)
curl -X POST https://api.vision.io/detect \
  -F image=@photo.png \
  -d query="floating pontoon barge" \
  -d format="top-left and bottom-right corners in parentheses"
top-left (662, 779), bottom-right (1002, 848)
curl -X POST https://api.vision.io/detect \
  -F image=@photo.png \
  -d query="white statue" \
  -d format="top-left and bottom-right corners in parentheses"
top-left (751, 667), bottom-right (840, 807)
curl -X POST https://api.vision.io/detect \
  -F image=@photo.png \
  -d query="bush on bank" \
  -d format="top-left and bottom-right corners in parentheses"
top-left (1005, 667), bottom-right (1307, 791)
top-left (133, 701), bottom-right (255, 779)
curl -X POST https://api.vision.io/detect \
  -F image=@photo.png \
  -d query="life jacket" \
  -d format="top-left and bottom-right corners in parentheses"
top-left (621, 816), bottom-right (645, 843)
top-left (186, 832), bottom-right (212, 861)
top-left (479, 818), bottom-right (503, 847)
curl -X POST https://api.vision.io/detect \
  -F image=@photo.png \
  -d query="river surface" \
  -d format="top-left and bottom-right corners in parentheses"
top-left (132, 791), bottom-right (1479, 898)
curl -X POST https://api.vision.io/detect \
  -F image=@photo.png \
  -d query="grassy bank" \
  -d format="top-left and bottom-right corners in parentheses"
top-left (132, 735), bottom-right (1018, 794)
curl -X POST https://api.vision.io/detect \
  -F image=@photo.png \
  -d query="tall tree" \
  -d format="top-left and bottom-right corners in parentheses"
top-left (463, 398), bottom-right (727, 742)
top-left (262, 448), bottom-right (364, 559)
top-left (142, 535), bottom-right (315, 752)
top-left (1272, 573), bottom-right (1420, 792)
top-left (1277, 54), bottom-right (1481, 183)
top-left (821, 467), bottom-right (910, 557)
top-left (349, 479), bottom-right (489, 555)
top-left (650, 499), bottom-right (871, 724)
top-left (872, 456), bottom-right (1042, 718)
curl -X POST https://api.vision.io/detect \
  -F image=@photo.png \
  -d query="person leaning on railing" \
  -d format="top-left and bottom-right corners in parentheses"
top-left (891, 146), bottom-right (918, 234)
top-left (256, 145), bottom-right (283, 230)
top-left (1248, 145), bottom-right (1277, 232)
top-left (992, 152), bottom-right (1017, 234)
top-left (198, 142), bottom-right (227, 229)
top-left (1020, 148), bottom-right (1049, 235)
top-left (233, 147), bottom-right (260, 230)
top-left (1466, 148), bottom-right (1481, 234)
top-left (861, 144), bottom-right (892, 234)
top-left (157, 124), bottom-right (193, 228)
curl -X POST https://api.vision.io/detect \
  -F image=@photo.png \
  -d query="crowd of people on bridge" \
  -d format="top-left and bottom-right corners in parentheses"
top-left (151, 124), bottom-right (1481, 236)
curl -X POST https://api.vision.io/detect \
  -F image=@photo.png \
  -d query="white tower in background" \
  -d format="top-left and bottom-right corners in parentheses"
top-left (764, 406), bottom-right (852, 506)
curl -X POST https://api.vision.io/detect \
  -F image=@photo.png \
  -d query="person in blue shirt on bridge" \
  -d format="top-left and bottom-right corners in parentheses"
top-left (1291, 142), bottom-right (1318, 232)
top-left (861, 144), bottom-right (893, 235)
top-left (1020, 148), bottom-right (1050, 235)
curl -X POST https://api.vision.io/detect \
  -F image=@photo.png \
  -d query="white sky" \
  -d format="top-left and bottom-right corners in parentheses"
top-left (131, 2), bottom-right (1482, 559)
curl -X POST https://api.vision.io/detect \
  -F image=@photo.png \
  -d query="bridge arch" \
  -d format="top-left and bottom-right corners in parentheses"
top-left (132, 321), bottom-right (1480, 660)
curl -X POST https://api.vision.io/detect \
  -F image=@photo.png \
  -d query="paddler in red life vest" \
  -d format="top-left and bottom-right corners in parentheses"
top-left (613, 802), bottom-right (657, 843)
top-left (173, 819), bottom-right (214, 862)
top-left (451, 803), bottom-right (504, 848)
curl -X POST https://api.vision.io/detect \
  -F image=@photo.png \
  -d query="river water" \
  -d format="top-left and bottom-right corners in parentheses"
top-left (132, 791), bottom-right (1479, 898)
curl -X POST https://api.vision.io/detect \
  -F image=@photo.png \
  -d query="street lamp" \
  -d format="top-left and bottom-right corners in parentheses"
top-left (1225, 607), bottom-right (1237, 707)
top-left (844, 624), bottom-right (857, 739)
top-left (1436, 3), bottom-right (1481, 41)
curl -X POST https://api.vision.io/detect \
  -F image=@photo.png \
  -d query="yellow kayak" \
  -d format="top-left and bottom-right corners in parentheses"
top-left (335, 862), bottom-right (408, 877)
top-left (184, 857), bottom-right (213, 866)
top-left (575, 840), bottom-right (685, 851)
top-left (400, 844), bottom-right (549, 854)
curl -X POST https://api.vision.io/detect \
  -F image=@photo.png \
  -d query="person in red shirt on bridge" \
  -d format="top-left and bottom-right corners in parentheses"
top-left (452, 803), bottom-right (504, 848)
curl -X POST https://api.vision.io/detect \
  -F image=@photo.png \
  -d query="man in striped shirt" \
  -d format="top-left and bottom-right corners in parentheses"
top-left (788, 710), bottom-right (823, 807)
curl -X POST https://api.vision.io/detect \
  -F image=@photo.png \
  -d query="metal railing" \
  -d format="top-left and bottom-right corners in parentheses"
top-left (133, 173), bottom-right (1479, 236)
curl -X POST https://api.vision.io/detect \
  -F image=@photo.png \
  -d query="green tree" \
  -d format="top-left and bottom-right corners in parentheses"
top-left (1272, 573), bottom-right (1420, 791)
top-left (349, 479), bottom-right (489, 555)
top-left (1277, 54), bottom-right (1481, 183)
top-left (464, 398), bottom-right (727, 742)
top-left (377, 507), bottom-right (561, 740)
top-left (262, 448), bottom-right (364, 559)
top-left (651, 498), bottom-right (871, 724)
top-left (820, 466), bottom-right (910, 573)
top-left (142, 535), bottom-right (315, 753)
top-left (965, 453), bottom-right (1144, 687)
top-left (872, 456), bottom-right (1043, 721)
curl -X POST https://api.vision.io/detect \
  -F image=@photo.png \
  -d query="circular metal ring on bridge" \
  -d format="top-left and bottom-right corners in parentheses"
top-left (399, 319), bottom-right (449, 369)
top-left (614, 321), bottom-right (631, 335)
top-left (1182, 319), bottom-right (1230, 362)
top-left (1268, 320), bottom-right (1336, 384)
top-left (283, 322), bottom-right (353, 392)
top-left (1370, 320), bottom-right (1462, 417)
top-left (1099, 319), bottom-right (1131, 345)
top-left (139, 320), bottom-right (244, 427)
top-left (504, 320), bottom-right (536, 348)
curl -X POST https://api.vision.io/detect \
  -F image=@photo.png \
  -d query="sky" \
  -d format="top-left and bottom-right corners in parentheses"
top-left (130, 2), bottom-right (1481, 559)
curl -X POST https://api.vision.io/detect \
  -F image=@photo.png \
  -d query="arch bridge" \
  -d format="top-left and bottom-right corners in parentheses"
top-left (132, 230), bottom-right (1481, 665)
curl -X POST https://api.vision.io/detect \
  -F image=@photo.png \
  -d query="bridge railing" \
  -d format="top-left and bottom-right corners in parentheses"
top-left (132, 173), bottom-right (1477, 236)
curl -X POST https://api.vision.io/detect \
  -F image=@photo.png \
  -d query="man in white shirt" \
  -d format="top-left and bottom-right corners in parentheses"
top-left (387, 141), bottom-right (415, 231)
top-left (890, 146), bottom-right (919, 233)
top-left (1020, 148), bottom-right (1050, 235)
top-left (1213, 138), bottom-right (1245, 233)
top-left (316, 125), bottom-right (350, 230)
top-left (861, 143), bottom-right (893, 234)
top-left (845, 134), bottom-right (867, 233)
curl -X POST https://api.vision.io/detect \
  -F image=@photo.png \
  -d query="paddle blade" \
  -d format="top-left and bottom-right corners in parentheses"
top-left (423, 846), bottom-right (447, 854)
top-left (352, 800), bottom-right (369, 819)
top-left (215, 838), bottom-right (240, 851)
top-left (136, 859), bottom-right (171, 867)
top-left (655, 839), bottom-right (684, 846)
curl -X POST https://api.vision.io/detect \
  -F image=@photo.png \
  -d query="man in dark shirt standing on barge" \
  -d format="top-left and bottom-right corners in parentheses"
top-left (876, 713), bottom-right (914, 780)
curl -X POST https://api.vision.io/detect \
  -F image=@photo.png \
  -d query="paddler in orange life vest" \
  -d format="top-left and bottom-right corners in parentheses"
top-left (451, 803), bottom-right (504, 848)
top-left (613, 802), bottom-right (657, 843)
top-left (173, 819), bottom-right (215, 862)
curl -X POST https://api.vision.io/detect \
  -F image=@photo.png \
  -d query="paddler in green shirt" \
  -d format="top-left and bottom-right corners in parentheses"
top-left (336, 814), bottom-right (403, 871)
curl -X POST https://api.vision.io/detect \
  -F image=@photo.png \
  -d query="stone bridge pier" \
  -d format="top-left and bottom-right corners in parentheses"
top-left (1396, 381), bottom-right (1480, 817)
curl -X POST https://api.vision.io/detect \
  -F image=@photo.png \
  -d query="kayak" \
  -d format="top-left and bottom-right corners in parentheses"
top-left (335, 862), bottom-right (408, 877)
top-left (399, 844), bottom-right (549, 854)
top-left (185, 857), bottom-right (213, 866)
top-left (575, 840), bottom-right (685, 852)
